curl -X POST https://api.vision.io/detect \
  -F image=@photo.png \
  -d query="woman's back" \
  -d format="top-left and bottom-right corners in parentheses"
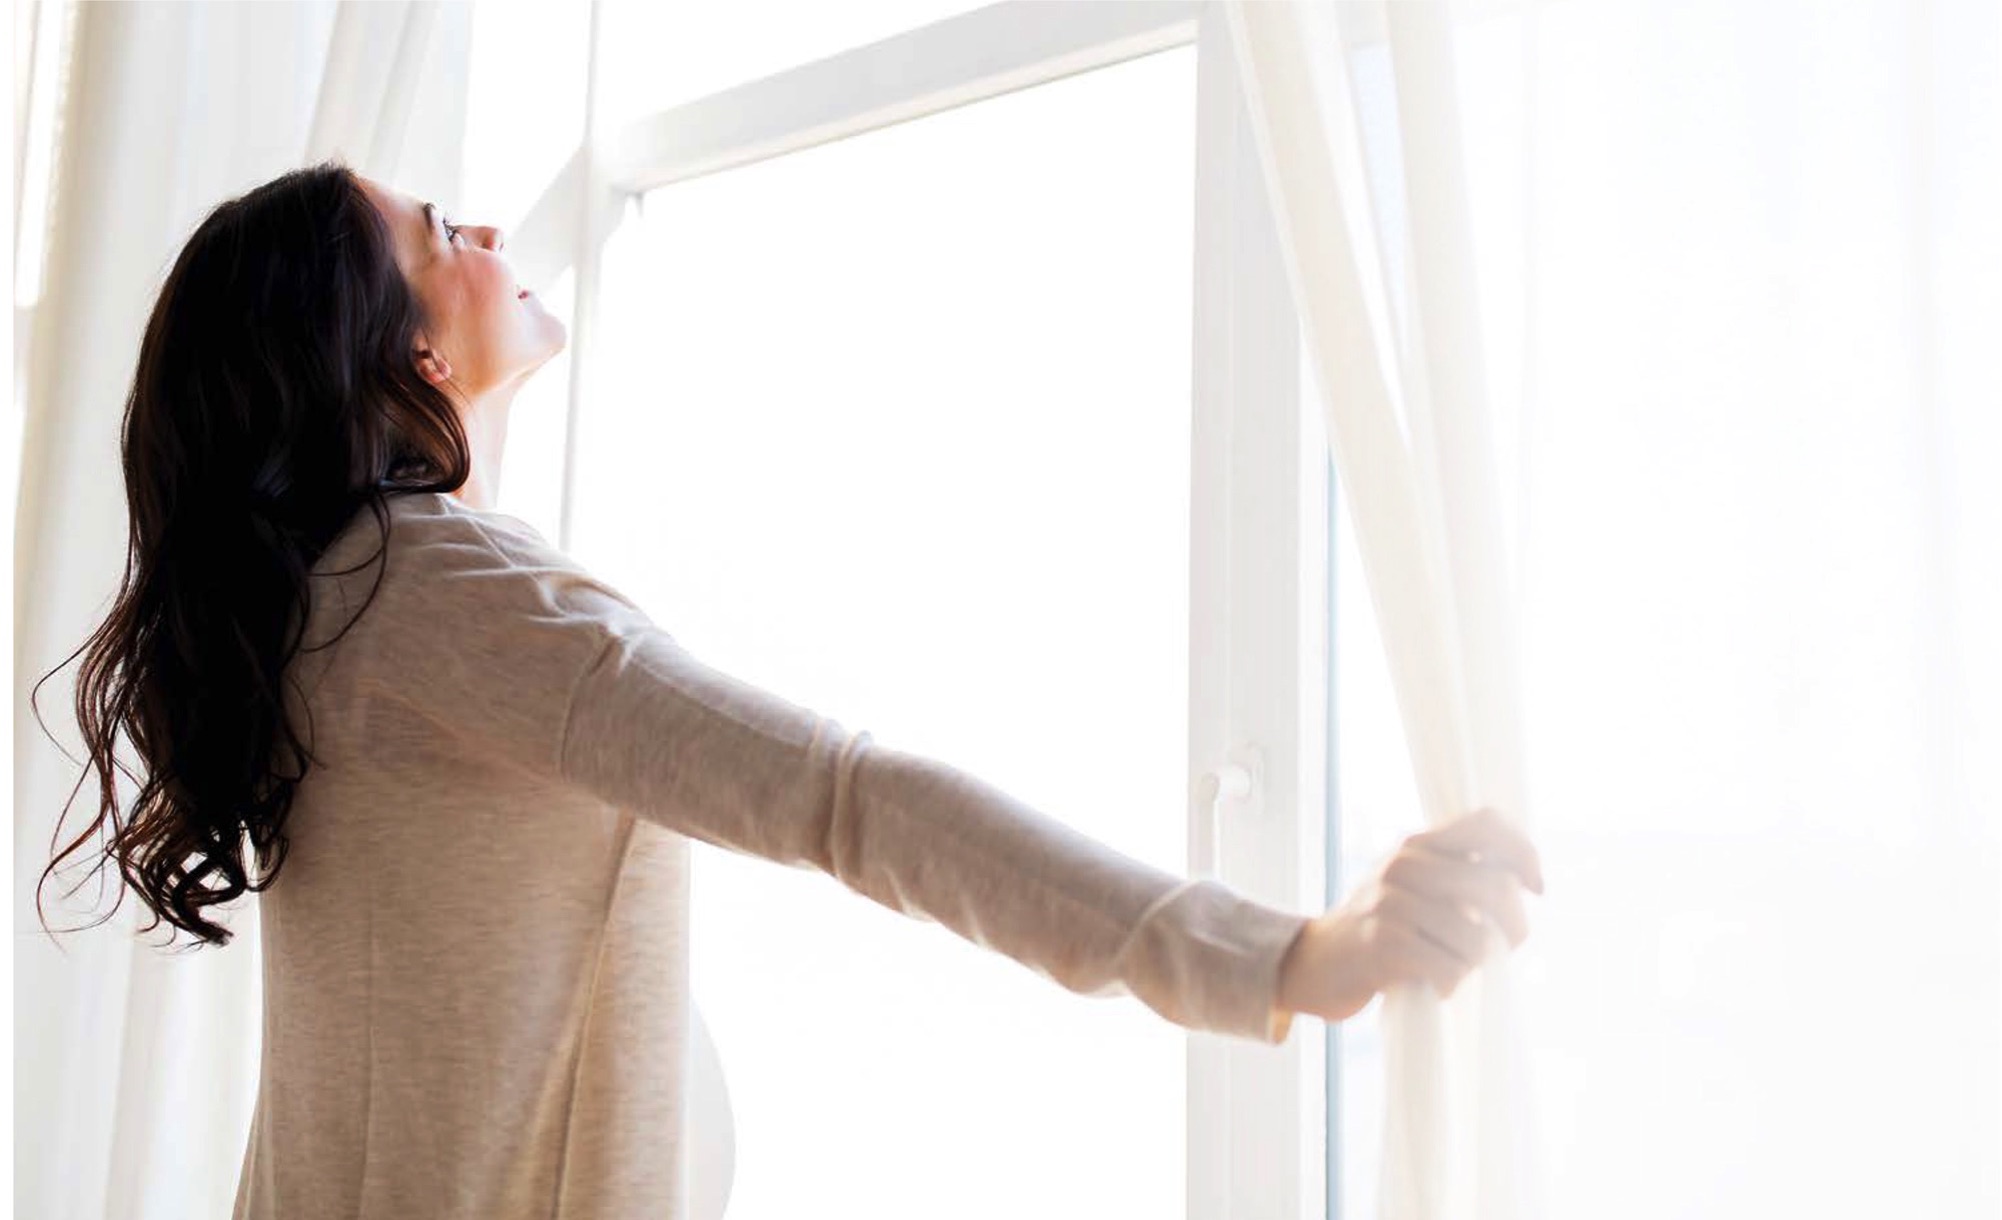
top-left (237, 492), bottom-right (695, 1218)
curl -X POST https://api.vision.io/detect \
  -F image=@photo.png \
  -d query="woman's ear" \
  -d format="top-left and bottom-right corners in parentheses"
top-left (413, 345), bottom-right (452, 384)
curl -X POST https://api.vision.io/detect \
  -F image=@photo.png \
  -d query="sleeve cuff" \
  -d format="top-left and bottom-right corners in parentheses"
top-left (1121, 878), bottom-right (1314, 1045)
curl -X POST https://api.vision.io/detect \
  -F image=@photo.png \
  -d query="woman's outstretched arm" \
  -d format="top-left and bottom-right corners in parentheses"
top-left (375, 498), bottom-right (1313, 1044)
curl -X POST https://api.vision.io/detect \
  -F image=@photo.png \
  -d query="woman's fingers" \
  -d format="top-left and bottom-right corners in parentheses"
top-left (1310, 808), bottom-right (1545, 1014)
top-left (1376, 882), bottom-right (1488, 974)
top-left (1416, 807), bottom-right (1545, 895)
top-left (1486, 878), bottom-right (1530, 950)
top-left (1379, 915), bottom-right (1475, 999)
top-left (1385, 842), bottom-right (1533, 949)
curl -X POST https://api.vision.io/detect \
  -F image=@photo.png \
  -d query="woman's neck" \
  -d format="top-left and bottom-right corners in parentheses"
top-left (450, 397), bottom-right (512, 510)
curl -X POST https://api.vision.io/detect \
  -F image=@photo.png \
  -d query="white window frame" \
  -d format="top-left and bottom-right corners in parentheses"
top-left (507, 4), bottom-right (1329, 1217)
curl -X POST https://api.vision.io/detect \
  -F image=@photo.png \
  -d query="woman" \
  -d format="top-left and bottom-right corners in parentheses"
top-left (34, 160), bottom-right (1544, 1219)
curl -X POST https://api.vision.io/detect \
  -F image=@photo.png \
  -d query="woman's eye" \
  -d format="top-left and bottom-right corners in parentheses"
top-left (444, 219), bottom-right (464, 245)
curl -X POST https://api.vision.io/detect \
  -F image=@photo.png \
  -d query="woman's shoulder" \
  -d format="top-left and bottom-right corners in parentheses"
top-left (315, 490), bottom-right (562, 579)
top-left (294, 492), bottom-right (654, 768)
top-left (392, 490), bottom-right (650, 621)
top-left (302, 490), bottom-right (613, 648)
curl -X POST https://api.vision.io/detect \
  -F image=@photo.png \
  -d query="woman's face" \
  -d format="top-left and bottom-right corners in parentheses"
top-left (357, 175), bottom-right (565, 398)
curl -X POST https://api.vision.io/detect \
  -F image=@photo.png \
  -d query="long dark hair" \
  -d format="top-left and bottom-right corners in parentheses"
top-left (31, 158), bottom-right (473, 949)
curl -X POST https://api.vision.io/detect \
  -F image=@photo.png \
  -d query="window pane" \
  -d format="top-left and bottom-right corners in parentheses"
top-left (1328, 446), bottom-right (1410, 1220)
top-left (573, 45), bottom-right (1197, 1220)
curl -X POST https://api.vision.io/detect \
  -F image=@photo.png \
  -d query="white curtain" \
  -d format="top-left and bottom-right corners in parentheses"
top-left (1227, 1), bottom-right (1998, 1218)
top-left (14, 4), bottom-right (472, 1215)
top-left (1226, 2), bottom-right (1537, 1216)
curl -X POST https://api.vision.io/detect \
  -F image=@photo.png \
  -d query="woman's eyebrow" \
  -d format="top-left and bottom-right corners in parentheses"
top-left (421, 201), bottom-right (440, 246)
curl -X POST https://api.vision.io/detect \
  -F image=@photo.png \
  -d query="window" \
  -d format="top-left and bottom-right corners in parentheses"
top-left (476, 4), bottom-right (1328, 1216)
top-left (575, 43), bottom-right (1201, 1220)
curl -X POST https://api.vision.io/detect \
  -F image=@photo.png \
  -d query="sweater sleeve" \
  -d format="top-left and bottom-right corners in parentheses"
top-left (378, 501), bottom-right (1311, 1045)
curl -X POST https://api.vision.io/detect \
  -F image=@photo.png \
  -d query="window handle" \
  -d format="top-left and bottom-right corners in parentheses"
top-left (1192, 747), bottom-right (1261, 881)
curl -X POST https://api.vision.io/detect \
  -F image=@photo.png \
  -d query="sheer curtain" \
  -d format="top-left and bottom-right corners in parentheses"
top-left (14, 4), bottom-right (472, 1216)
top-left (1228, 1), bottom-right (1998, 1218)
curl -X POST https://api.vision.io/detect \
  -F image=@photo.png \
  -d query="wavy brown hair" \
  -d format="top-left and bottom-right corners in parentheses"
top-left (31, 158), bottom-right (473, 949)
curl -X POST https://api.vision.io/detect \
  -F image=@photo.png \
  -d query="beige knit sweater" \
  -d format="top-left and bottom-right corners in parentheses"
top-left (231, 490), bottom-right (1310, 1219)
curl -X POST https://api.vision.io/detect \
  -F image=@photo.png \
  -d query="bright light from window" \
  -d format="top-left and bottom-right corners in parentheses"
top-left (572, 45), bottom-right (1199, 1220)
top-left (459, 2), bottom-right (592, 537)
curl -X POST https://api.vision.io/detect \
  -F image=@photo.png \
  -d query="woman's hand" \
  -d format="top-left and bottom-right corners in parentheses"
top-left (1275, 807), bottom-right (1546, 1023)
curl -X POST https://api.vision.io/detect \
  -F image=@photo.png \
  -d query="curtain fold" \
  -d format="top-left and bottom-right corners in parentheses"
top-left (14, 4), bottom-right (471, 1215)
